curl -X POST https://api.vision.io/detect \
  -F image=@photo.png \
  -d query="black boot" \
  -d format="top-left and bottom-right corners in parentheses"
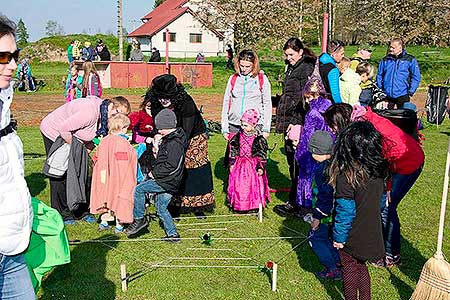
top-left (125, 218), bottom-right (149, 236)
top-left (161, 234), bottom-right (181, 243)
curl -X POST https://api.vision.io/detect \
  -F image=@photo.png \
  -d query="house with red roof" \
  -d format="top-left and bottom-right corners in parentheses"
top-left (128, 0), bottom-right (231, 58)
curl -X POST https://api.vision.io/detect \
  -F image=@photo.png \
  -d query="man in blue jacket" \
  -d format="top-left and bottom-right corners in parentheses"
top-left (319, 40), bottom-right (345, 104)
top-left (376, 38), bottom-right (421, 109)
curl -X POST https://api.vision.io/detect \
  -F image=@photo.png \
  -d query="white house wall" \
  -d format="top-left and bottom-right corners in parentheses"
top-left (150, 12), bottom-right (223, 58)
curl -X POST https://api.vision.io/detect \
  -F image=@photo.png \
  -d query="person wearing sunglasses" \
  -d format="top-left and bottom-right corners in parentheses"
top-left (319, 40), bottom-right (345, 104)
top-left (0, 14), bottom-right (36, 300)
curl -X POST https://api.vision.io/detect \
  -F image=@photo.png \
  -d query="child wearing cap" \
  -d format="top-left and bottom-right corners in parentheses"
top-left (306, 131), bottom-right (342, 280)
top-left (125, 109), bottom-right (187, 242)
top-left (227, 109), bottom-right (270, 212)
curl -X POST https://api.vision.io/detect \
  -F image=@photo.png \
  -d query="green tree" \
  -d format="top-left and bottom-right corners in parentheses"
top-left (153, 0), bottom-right (165, 8)
top-left (45, 20), bottom-right (65, 36)
top-left (17, 18), bottom-right (29, 48)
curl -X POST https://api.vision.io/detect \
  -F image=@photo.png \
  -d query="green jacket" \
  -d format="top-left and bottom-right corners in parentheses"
top-left (340, 68), bottom-right (362, 106)
top-left (25, 197), bottom-right (71, 292)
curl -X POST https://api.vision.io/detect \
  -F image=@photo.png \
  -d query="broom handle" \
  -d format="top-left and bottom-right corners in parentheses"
top-left (436, 137), bottom-right (450, 257)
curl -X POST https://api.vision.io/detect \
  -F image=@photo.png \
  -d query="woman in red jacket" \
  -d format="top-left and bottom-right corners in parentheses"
top-left (323, 104), bottom-right (425, 267)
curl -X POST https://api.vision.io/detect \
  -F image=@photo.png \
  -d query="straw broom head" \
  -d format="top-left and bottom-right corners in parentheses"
top-left (410, 253), bottom-right (450, 300)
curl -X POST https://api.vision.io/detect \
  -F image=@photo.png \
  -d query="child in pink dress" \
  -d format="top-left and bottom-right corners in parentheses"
top-left (227, 109), bottom-right (270, 212)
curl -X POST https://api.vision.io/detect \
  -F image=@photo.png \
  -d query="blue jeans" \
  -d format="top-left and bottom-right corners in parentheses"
top-left (133, 179), bottom-right (178, 236)
top-left (0, 253), bottom-right (35, 300)
top-left (381, 166), bottom-right (423, 257)
top-left (308, 223), bottom-right (340, 270)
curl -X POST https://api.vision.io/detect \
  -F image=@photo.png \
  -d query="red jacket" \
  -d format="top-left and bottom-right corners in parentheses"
top-left (363, 108), bottom-right (424, 175)
top-left (128, 110), bottom-right (153, 134)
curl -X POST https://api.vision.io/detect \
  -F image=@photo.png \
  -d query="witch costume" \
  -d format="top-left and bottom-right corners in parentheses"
top-left (148, 74), bottom-right (215, 213)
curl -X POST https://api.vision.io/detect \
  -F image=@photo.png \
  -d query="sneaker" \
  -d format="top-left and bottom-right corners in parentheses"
top-left (161, 234), bottom-right (181, 243)
top-left (98, 223), bottom-right (111, 231)
top-left (114, 226), bottom-right (125, 234)
top-left (125, 218), bottom-right (149, 236)
top-left (371, 257), bottom-right (386, 268)
top-left (64, 219), bottom-right (76, 225)
top-left (303, 213), bottom-right (314, 224)
top-left (273, 203), bottom-right (295, 216)
top-left (82, 214), bottom-right (97, 223)
top-left (315, 268), bottom-right (342, 280)
top-left (385, 255), bottom-right (401, 268)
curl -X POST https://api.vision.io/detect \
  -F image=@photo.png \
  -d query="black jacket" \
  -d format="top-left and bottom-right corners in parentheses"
top-left (229, 133), bottom-right (268, 170)
top-left (96, 46), bottom-right (111, 61)
top-left (151, 93), bottom-right (206, 140)
top-left (141, 128), bottom-right (187, 193)
top-left (150, 50), bottom-right (161, 62)
top-left (276, 56), bottom-right (315, 133)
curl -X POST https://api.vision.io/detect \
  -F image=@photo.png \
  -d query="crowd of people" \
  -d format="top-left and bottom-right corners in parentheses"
top-left (220, 37), bottom-right (424, 299)
top-left (1, 10), bottom-right (427, 299)
top-left (67, 39), bottom-right (111, 63)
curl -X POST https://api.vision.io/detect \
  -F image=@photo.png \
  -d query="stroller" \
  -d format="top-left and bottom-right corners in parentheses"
top-left (370, 88), bottom-right (421, 141)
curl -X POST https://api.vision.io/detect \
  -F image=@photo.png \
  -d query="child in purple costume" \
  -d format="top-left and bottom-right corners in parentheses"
top-left (227, 109), bottom-right (270, 212)
top-left (295, 77), bottom-right (332, 215)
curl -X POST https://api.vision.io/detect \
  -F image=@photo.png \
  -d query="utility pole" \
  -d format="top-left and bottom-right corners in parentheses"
top-left (118, 0), bottom-right (123, 61)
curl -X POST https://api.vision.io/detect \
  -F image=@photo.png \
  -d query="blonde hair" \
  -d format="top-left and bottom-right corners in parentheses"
top-left (82, 60), bottom-right (99, 88)
top-left (234, 49), bottom-right (261, 77)
top-left (337, 57), bottom-right (351, 73)
top-left (108, 113), bottom-right (130, 134)
top-left (109, 96), bottom-right (131, 114)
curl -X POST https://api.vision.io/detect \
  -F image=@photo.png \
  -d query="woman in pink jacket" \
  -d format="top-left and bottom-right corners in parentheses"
top-left (40, 96), bottom-right (131, 224)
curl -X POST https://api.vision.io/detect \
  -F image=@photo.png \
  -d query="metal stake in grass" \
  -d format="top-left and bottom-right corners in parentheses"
top-left (258, 203), bottom-right (263, 223)
top-left (410, 137), bottom-right (450, 300)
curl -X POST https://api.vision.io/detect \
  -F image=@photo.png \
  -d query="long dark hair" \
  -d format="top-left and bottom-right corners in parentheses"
top-left (323, 103), bottom-right (353, 134)
top-left (283, 38), bottom-right (316, 59)
top-left (328, 121), bottom-right (388, 189)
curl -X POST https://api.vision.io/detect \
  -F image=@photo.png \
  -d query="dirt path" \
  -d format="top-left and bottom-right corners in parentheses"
top-left (11, 91), bottom-right (427, 127)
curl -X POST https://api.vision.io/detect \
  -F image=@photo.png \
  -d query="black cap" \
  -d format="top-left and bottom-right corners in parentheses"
top-left (308, 131), bottom-right (333, 155)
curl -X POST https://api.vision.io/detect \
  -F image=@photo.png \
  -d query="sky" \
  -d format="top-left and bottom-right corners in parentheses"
top-left (2, 0), bottom-right (155, 41)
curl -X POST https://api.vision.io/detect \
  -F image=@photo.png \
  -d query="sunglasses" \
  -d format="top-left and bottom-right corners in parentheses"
top-left (0, 49), bottom-right (20, 64)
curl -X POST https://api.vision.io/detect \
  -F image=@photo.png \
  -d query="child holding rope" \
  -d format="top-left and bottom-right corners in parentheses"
top-left (227, 109), bottom-right (270, 212)
top-left (90, 113), bottom-right (137, 233)
top-left (329, 121), bottom-right (387, 300)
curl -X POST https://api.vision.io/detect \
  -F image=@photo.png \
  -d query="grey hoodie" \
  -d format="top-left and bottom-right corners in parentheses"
top-left (221, 72), bottom-right (272, 133)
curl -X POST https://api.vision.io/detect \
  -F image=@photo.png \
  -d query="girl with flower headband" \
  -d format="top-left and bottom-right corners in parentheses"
top-left (227, 109), bottom-right (270, 212)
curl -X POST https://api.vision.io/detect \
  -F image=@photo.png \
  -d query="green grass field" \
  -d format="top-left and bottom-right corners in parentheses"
top-left (20, 118), bottom-right (450, 300)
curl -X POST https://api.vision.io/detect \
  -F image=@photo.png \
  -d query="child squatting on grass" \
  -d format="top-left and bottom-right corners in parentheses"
top-left (90, 113), bottom-right (137, 233)
top-left (125, 109), bottom-right (187, 242)
top-left (329, 121), bottom-right (388, 300)
top-left (227, 109), bottom-right (270, 212)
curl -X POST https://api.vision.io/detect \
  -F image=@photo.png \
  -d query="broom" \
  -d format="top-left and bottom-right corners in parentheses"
top-left (410, 138), bottom-right (450, 300)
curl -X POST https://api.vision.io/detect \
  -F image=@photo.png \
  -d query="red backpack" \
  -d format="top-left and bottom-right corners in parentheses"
top-left (227, 72), bottom-right (265, 113)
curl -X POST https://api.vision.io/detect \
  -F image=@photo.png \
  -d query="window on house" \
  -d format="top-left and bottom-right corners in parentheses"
top-left (189, 33), bottom-right (202, 43)
top-left (162, 32), bottom-right (176, 42)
